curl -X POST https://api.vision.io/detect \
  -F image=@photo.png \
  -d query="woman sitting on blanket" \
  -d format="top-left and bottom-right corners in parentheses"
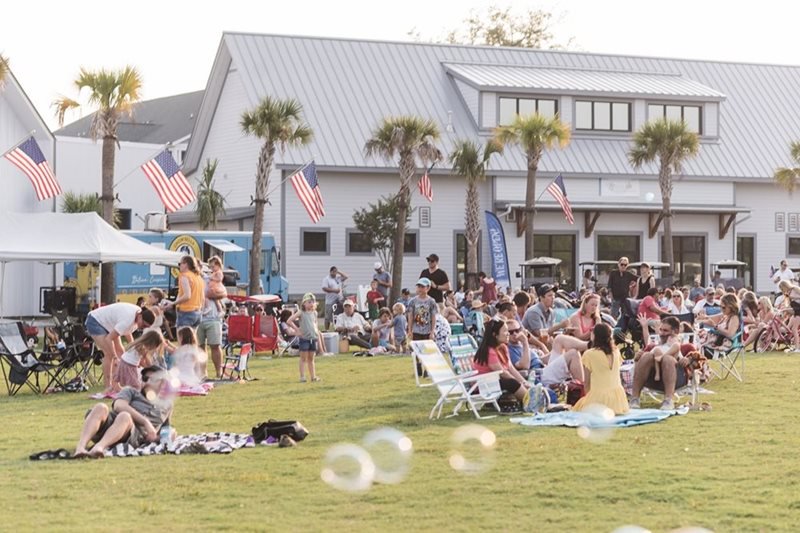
top-left (697, 293), bottom-right (741, 358)
top-left (472, 319), bottom-right (530, 403)
top-left (566, 293), bottom-right (600, 341)
top-left (574, 323), bottom-right (629, 415)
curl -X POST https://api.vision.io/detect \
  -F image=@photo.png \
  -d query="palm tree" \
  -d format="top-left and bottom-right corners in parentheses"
top-left (61, 191), bottom-right (122, 226)
top-left (774, 141), bottom-right (800, 192)
top-left (241, 97), bottom-right (312, 295)
top-left (195, 158), bottom-right (227, 230)
top-left (365, 116), bottom-right (442, 303)
top-left (0, 54), bottom-right (9, 87)
top-left (449, 139), bottom-right (502, 290)
top-left (53, 66), bottom-right (143, 304)
top-left (629, 118), bottom-right (700, 277)
top-left (494, 113), bottom-right (570, 261)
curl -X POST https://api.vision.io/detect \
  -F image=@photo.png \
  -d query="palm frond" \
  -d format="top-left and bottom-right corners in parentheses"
top-left (774, 167), bottom-right (800, 192)
top-left (790, 141), bottom-right (800, 164)
top-left (364, 115), bottom-right (441, 162)
top-left (628, 118), bottom-right (699, 171)
top-left (52, 96), bottom-right (81, 126)
top-left (493, 113), bottom-right (571, 154)
top-left (241, 96), bottom-right (310, 147)
top-left (0, 54), bottom-right (9, 87)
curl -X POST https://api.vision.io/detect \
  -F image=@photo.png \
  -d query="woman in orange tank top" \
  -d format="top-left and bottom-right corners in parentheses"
top-left (167, 255), bottom-right (206, 329)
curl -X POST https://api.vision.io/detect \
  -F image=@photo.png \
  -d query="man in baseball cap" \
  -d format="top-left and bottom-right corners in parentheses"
top-left (419, 253), bottom-right (450, 304)
top-left (372, 261), bottom-right (391, 301)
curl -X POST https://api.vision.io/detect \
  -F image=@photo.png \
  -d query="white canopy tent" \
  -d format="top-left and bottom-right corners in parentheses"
top-left (0, 212), bottom-right (184, 316)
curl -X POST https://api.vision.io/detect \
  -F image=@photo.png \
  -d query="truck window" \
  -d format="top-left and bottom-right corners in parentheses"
top-left (271, 248), bottom-right (280, 275)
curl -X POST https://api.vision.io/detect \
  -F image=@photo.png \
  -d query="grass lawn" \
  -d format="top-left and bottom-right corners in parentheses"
top-left (1, 351), bottom-right (798, 532)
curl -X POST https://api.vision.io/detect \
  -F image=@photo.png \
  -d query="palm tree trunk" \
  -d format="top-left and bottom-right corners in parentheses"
top-left (391, 155), bottom-right (415, 303)
top-left (465, 179), bottom-right (480, 290)
top-left (100, 135), bottom-right (116, 304)
top-left (660, 165), bottom-right (675, 280)
top-left (524, 151), bottom-right (541, 261)
top-left (250, 142), bottom-right (274, 295)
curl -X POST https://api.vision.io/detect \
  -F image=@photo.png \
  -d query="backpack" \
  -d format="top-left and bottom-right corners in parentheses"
top-left (251, 419), bottom-right (309, 442)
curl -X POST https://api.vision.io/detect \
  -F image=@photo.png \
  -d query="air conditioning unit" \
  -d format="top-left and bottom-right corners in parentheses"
top-left (504, 209), bottom-right (516, 223)
top-left (144, 212), bottom-right (168, 232)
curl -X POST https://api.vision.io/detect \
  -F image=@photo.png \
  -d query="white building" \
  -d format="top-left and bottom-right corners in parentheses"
top-left (0, 68), bottom-right (58, 316)
top-left (56, 91), bottom-right (203, 230)
top-left (180, 32), bottom-right (800, 298)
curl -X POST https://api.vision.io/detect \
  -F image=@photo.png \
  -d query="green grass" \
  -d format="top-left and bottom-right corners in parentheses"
top-left (1, 352), bottom-right (798, 532)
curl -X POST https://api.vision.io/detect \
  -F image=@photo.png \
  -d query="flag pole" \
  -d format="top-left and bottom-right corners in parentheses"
top-left (0, 130), bottom-right (36, 159)
top-left (112, 142), bottom-right (175, 189)
top-left (264, 158), bottom-right (315, 199)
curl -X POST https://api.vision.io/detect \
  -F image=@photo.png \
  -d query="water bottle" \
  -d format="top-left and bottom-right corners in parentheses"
top-left (56, 340), bottom-right (67, 358)
top-left (159, 422), bottom-right (174, 452)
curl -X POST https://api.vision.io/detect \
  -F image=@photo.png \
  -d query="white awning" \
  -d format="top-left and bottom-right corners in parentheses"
top-left (204, 239), bottom-right (245, 253)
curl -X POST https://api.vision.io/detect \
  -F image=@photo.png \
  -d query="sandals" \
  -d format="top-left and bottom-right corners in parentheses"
top-left (29, 448), bottom-right (72, 461)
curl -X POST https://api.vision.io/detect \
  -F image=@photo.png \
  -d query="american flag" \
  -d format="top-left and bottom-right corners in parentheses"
top-left (141, 149), bottom-right (196, 213)
top-left (418, 164), bottom-right (434, 202)
top-left (290, 161), bottom-right (325, 223)
top-left (546, 174), bottom-right (574, 225)
top-left (3, 137), bottom-right (62, 201)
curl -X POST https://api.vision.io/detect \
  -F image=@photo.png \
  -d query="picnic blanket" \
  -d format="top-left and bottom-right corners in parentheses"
top-left (105, 432), bottom-right (254, 457)
top-left (509, 406), bottom-right (689, 429)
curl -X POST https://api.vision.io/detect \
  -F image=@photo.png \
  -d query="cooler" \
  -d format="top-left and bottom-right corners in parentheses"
top-left (322, 332), bottom-right (339, 354)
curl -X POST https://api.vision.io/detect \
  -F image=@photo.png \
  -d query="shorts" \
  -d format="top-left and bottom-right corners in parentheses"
top-left (499, 377), bottom-right (522, 395)
top-left (197, 319), bottom-right (222, 346)
top-left (644, 362), bottom-right (688, 390)
top-left (540, 355), bottom-right (571, 386)
top-left (85, 315), bottom-right (109, 337)
top-left (298, 338), bottom-right (318, 352)
top-left (324, 303), bottom-right (335, 325)
top-left (86, 409), bottom-right (144, 448)
top-left (378, 339), bottom-right (390, 348)
top-left (176, 310), bottom-right (201, 329)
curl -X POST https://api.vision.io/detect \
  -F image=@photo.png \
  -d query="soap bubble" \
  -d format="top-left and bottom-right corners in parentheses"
top-left (321, 443), bottom-right (375, 492)
top-left (644, 192), bottom-right (656, 202)
top-left (361, 427), bottom-right (413, 485)
top-left (611, 526), bottom-right (652, 533)
top-left (576, 404), bottom-right (616, 444)
top-left (449, 424), bottom-right (496, 475)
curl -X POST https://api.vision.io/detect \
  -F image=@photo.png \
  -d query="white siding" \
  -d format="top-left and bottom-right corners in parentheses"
top-left (704, 102), bottom-right (719, 137)
top-left (481, 92), bottom-right (496, 129)
top-left (283, 171), bottom-right (490, 297)
top-left (0, 84), bottom-right (57, 316)
top-left (453, 78), bottom-right (479, 126)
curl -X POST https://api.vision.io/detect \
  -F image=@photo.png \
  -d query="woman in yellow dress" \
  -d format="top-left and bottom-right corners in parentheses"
top-left (574, 323), bottom-right (629, 414)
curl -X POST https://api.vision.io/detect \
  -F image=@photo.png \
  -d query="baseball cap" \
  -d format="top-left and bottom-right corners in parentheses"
top-left (640, 262), bottom-right (651, 269)
top-left (537, 283), bottom-right (555, 297)
top-left (342, 299), bottom-right (354, 307)
top-left (416, 278), bottom-right (432, 287)
top-left (705, 287), bottom-right (715, 295)
top-left (302, 292), bottom-right (316, 303)
top-left (374, 262), bottom-right (382, 270)
top-left (425, 254), bottom-right (439, 262)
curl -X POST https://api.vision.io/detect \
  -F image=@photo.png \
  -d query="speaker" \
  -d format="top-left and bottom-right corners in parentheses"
top-left (40, 286), bottom-right (77, 316)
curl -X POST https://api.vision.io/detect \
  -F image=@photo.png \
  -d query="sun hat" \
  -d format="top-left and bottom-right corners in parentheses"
top-left (302, 292), bottom-right (316, 303)
top-left (416, 278), bottom-right (431, 287)
top-left (470, 299), bottom-right (485, 310)
top-left (374, 262), bottom-right (382, 270)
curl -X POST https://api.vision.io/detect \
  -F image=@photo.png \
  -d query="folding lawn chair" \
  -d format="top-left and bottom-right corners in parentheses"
top-left (448, 334), bottom-right (478, 375)
top-left (0, 322), bottom-right (59, 395)
top-left (706, 320), bottom-right (744, 382)
top-left (253, 313), bottom-right (280, 354)
top-left (222, 343), bottom-right (253, 381)
top-left (410, 340), bottom-right (502, 419)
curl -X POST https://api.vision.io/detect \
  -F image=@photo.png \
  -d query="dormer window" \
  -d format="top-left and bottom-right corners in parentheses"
top-left (575, 100), bottom-right (631, 132)
top-left (648, 104), bottom-right (702, 134)
top-left (499, 97), bottom-right (558, 125)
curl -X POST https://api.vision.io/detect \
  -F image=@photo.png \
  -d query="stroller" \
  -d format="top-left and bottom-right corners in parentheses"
top-left (613, 298), bottom-right (644, 359)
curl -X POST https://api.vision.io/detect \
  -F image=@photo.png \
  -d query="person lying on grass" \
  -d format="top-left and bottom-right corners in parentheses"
top-left (75, 366), bottom-right (174, 459)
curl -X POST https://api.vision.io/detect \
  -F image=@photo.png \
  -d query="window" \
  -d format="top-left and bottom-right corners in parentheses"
top-left (346, 230), bottom-right (372, 255)
top-left (648, 103), bottom-right (702, 134)
top-left (596, 235), bottom-right (640, 264)
top-left (454, 232), bottom-right (481, 290)
top-left (737, 236), bottom-right (754, 287)
top-left (498, 97), bottom-right (558, 125)
top-left (788, 237), bottom-right (800, 256)
top-left (533, 234), bottom-right (576, 290)
top-left (404, 231), bottom-right (419, 255)
top-left (575, 100), bottom-right (630, 131)
top-left (661, 235), bottom-right (705, 286)
top-left (300, 228), bottom-right (329, 255)
top-left (117, 209), bottom-right (132, 230)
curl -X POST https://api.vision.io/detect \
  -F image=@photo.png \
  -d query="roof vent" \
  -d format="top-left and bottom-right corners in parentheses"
top-left (445, 110), bottom-right (454, 133)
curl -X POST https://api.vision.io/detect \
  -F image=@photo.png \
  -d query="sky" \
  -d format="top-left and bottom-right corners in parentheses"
top-left (3, 0), bottom-right (800, 130)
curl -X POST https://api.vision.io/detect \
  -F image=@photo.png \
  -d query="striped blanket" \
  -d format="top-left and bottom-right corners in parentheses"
top-left (104, 432), bottom-right (254, 457)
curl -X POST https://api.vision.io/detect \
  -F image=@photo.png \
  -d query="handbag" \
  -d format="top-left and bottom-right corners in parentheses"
top-left (252, 419), bottom-right (309, 442)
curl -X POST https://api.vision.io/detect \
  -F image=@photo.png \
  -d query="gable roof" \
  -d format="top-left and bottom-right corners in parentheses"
top-left (1, 68), bottom-right (54, 143)
top-left (185, 33), bottom-right (800, 180)
top-left (55, 90), bottom-right (204, 144)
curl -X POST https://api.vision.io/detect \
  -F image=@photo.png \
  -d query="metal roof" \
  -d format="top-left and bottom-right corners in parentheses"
top-left (495, 201), bottom-right (751, 214)
top-left (443, 63), bottom-right (725, 99)
top-left (56, 90), bottom-right (204, 144)
top-left (186, 33), bottom-right (800, 180)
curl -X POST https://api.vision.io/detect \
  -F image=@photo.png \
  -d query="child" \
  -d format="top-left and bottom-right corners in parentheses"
top-left (113, 330), bottom-right (164, 391)
top-left (366, 279), bottom-right (385, 320)
top-left (371, 307), bottom-right (397, 352)
top-left (392, 303), bottom-right (408, 352)
top-left (172, 327), bottom-right (208, 384)
top-left (290, 293), bottom-right (321, 382)
top-left (407, 278), bottom-right (438, 375)
top-left (205, 256), bottom-right (227, 311)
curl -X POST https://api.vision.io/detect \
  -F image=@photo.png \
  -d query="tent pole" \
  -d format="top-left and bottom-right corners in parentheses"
top-left (0, 262), bottom-right (5, 318)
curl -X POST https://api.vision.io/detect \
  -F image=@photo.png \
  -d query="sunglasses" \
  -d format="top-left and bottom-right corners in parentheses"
top-left (508, 328), bottom-right (521, 334)
top-left (619, 263), bottom-right (628, 267)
